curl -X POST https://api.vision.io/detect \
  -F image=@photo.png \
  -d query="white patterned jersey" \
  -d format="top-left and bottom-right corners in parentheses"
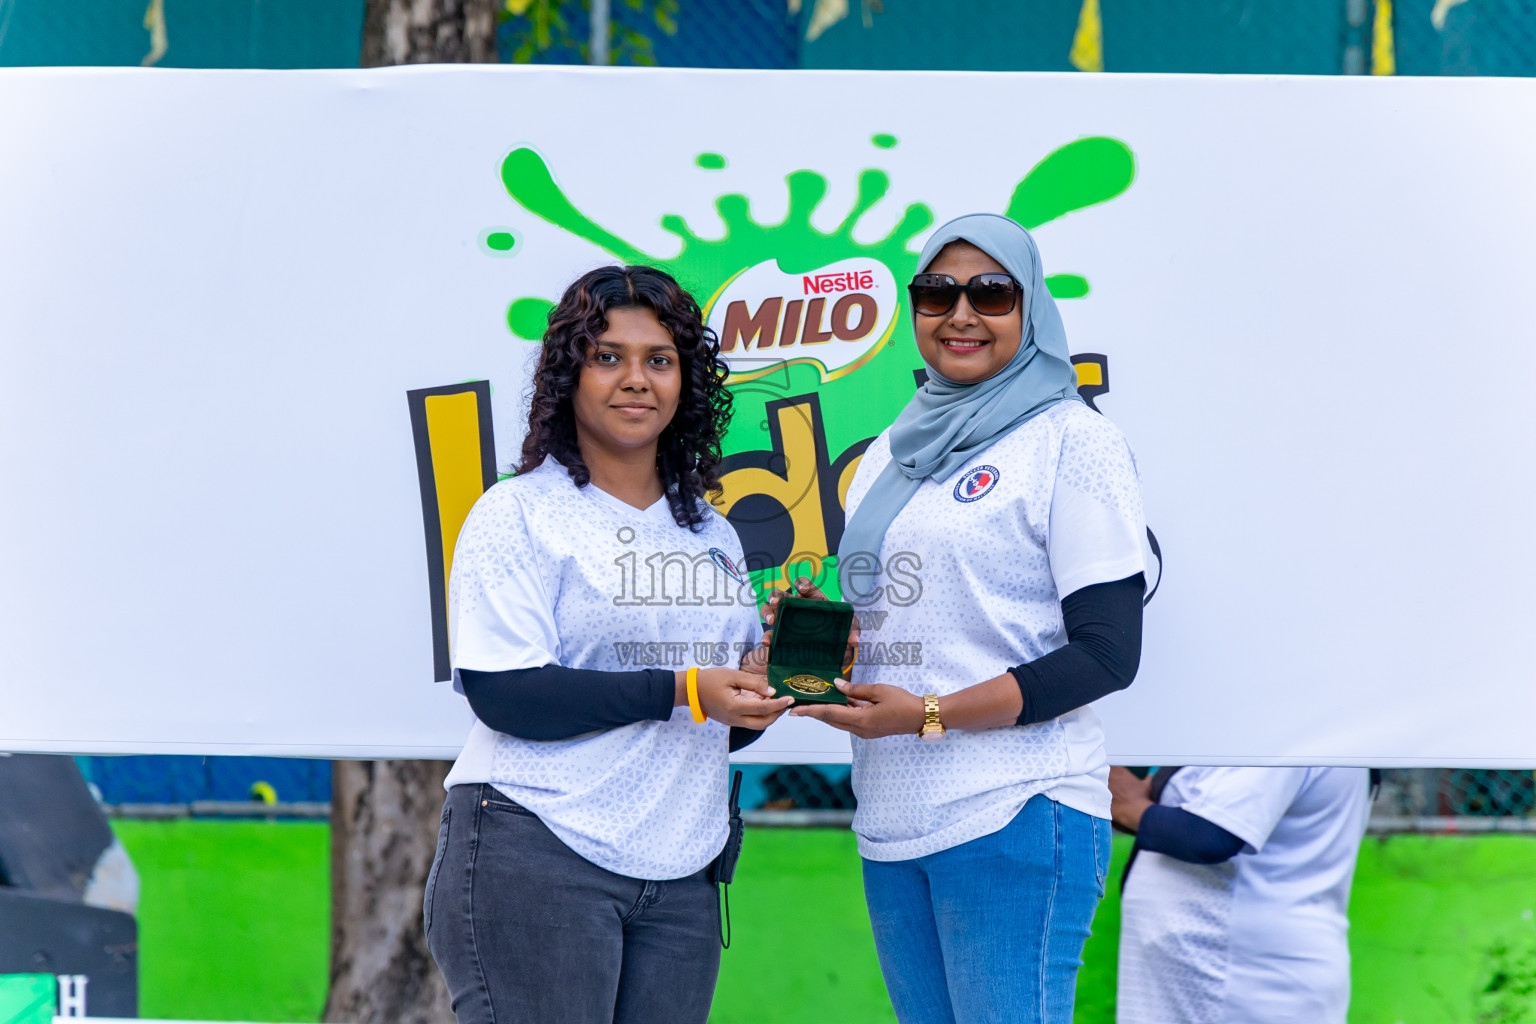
top-left (1117, 767), bottom-right (1371, 1024)
top-left (442, 457), bottom-right (762, 880)
top-left (845, 399), bottom-right (1146, 861)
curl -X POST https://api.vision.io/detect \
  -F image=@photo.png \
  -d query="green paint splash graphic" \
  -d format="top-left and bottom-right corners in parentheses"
top-left (1007, 137), bottom-right (1135, 230)
top-left (481, 135), bottom-right (1137, 593)
top-left (494, 135), bottom-right (1134, 339)
top-left (507, 297), bottom-right (553, 339)
top-left (498, 147), bottom-right (934, 345)
top-left (479, 227), bottom-right (519, 257)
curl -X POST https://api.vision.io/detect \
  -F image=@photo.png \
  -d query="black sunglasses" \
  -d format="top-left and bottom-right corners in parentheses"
top-left (907, 273), bottom-right (1021, 317)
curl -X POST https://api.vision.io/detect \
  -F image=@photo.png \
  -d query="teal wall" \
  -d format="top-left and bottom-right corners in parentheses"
top-left (0, 0), bottom-right (363, 68)
top-left (1393, 0), bottom-right (1536, 75)
top-left (5, 0), bottom-right (1532, 76)
top-left (800, 0), bottom-right (1083, 72)
top-left (1100, 1), bottom-right (1345, 74)
top-left (800, 0), bottom-right (1345, 74)
top-left (800, 0), bottom-right (1536, 76)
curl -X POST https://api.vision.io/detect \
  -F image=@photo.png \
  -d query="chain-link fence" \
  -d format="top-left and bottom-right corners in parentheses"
top-left (497, 0), bottom-right (798, 68)
top-left (4, 2), bottom-right (1535, 76)
top-left (1373, 768), bottom-right (1536, 832)
top-left (6, 3), bottom-right (1533, 81)
top-left (737, 766), bottom-right (1536, 833)
top-left (1392, 0), bottom-right (1536, 76)
top-left (87, 758), bottom-right (1536, 835)
top-left (0, 0), bottom-right (364, 68)
top-left (500, 0), bottom-right (1536, 78)
top-left (796, 0), bottom-right (1536, 77)
top-left (79, 754), bottom-right (332, 808)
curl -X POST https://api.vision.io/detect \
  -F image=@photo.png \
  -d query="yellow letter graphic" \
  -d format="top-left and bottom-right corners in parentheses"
top-left (408, 381), bottom-right (497, 681)
top-left (715, 393), bottom-right (870, 597)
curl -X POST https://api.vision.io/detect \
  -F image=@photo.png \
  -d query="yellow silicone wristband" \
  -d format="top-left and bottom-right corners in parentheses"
top-left (686, 667), bottom-right (705, 724)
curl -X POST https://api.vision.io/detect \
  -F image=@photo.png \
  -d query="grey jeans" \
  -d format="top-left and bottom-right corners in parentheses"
top-left (424, 783), bottom-right (723, 1024)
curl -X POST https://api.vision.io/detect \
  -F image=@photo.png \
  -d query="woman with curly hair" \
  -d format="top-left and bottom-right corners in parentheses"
top-left (425, 264), bottom-right (792, 1024)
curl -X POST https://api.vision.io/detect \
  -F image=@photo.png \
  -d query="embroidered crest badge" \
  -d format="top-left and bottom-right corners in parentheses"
top-left (954, 465), bottom-right (1001, 503)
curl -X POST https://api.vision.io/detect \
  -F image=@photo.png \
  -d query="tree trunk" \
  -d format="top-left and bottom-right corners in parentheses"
top-left (324, 760), bottom-right (454, 1024)
top-left (361, 0), bottom-right (499, 67)
top-left (326, 5), bottom-right (497, 1022)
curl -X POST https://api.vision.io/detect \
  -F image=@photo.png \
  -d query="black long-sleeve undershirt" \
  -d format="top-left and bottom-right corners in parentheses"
top-left (1008, 572), bottom-right (1145, 727)
top-left (1137, 805), bottom-right (1245, 864)
top-left (458, 665), bottom-right (768, 752)
top-left (464, 571), bottom-right (1144, 750)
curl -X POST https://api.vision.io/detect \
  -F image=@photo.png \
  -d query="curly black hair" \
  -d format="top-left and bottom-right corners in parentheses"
top-left (517, 264), bottom-right (733, 531)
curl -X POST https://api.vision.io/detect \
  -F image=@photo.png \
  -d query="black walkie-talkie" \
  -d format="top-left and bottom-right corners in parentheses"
top-left (710, 770), bottom-right (745, 948)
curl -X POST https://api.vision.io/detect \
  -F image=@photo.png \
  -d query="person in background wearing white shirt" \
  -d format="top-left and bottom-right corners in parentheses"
top-left (424, 265), bottom-right (793, 1024)
top-left (1109, 765), bottom-right (1372, 1024)
top-left (790, 213), bottom-right (1148, 1024)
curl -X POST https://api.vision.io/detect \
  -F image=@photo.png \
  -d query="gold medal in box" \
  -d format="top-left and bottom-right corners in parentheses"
top-left (767, 595), bottom-right (856, 706)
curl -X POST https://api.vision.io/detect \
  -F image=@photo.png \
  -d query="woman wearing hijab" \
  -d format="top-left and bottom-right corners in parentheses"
top-left (789, 214), bottom-right (1147, 1023)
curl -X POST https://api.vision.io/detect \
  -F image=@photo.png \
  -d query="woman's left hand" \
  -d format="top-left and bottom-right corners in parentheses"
top-left (789, 680), bottom-right (925, 739)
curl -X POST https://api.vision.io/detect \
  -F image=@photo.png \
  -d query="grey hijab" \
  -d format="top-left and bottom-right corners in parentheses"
top-left (836, 213), bottom-right (1081, 594)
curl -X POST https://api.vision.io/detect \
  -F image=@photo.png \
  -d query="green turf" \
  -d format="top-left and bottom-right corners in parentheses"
top-left (1349, 835), bottom-right (1536, 1024)
top-left (715, 832), bottom-right (1135, 1024)
top-left (110, 821), bottom-right (1536, 1023)
top-left (712, 829), bottom-right (894, 1023)
top-left (111, 820), bottom-right (330, 1023)
top-left (1074, 835), bottom-right (1135, 1024)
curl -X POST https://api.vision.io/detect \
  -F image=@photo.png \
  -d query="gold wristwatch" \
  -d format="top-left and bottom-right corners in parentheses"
top-left (917, 694), bottom-right (946, 742)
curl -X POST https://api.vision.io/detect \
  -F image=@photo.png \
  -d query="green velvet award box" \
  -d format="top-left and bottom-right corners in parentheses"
top-left (767, 595), bottom-right (855, 706)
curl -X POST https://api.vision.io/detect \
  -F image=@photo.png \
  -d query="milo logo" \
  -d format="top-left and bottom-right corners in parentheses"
top-left (705, 258), bottom-right (899, 383)
top-left (471, 136), bottom-right (1137, 600)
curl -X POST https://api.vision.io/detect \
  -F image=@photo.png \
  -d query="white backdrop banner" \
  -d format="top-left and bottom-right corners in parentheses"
top-left (3, 66), bottom-right (1535, 765)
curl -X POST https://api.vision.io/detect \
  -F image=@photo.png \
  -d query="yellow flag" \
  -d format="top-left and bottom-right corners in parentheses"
top-left (1070, 0), bottom-right (1103, 74)
top-left (1372, 0), bottom-right (1396, 75)
top-left (1431, 0), bottom-right (1469, 31)
top-left (141, 0), bottom-right (168, 66)
top-left (805, 0), bottom-right (849, 42)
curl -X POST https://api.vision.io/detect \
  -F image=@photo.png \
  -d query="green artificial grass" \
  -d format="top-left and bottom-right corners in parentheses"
top-left (109, 821), bottom-right (1536, 1024)
top-left (716, 832), bottom-right (1135, 1024)
top-left (1074, 835), bottom-right (1135, 1024)
top-left (712, 828), bottom-right (894, 1023)
top-left (1349, 835), bottom-right (1536, 1024)
top-left (111, 820), bottom-right (330, 1023)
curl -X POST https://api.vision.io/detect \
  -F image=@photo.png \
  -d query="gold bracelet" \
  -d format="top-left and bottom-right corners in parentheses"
top-left (686, 667), bottom-right (706, 724)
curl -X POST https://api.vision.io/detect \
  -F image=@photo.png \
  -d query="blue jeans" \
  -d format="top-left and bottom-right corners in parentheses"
top-left (861, 795), bottom-right (1112, 1024)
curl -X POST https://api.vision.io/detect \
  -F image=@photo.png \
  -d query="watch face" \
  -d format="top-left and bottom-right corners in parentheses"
top-left (919, 729), bottom-right (944, 742)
